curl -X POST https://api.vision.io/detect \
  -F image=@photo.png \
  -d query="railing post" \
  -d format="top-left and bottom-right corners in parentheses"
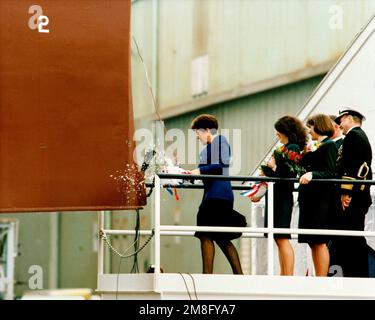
top-left (154, 175), bottom-right (161, 292)
top-left (98, 211), bottom-right (105, 275)
top-left (6, 223), bottom-right (14, 300)
top-left (267, 182), bottom-right (274, 276)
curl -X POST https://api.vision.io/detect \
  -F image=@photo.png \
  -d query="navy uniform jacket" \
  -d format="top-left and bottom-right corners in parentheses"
top-left (332, 127), bottom-right (372, 278)
top-left (336, 126), bottom-right (372, 207)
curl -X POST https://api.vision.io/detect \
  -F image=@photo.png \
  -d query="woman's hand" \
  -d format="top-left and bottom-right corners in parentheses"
top-left (266, 155), bottom-right (276, 170)
top-left (189, 168), bottom-right (200, 175)
top-left (299, 172), bottom-right (312, 184)
top-left (250, 196), bottom-right (261, 203)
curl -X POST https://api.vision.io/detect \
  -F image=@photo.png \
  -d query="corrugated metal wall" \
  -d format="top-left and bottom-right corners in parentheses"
top-left (131, 1), bottom-right (155, 121)
top-left (165, 75), bottom-right (323, 174)
top-left (131, 0), bottom-right (375, 119)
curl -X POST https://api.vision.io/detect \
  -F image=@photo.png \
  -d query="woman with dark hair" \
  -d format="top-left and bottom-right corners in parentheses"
top-left (188, 114), bottom-right (244, 274)
top-left (298, 113), bottom-right (338, 276)
top-left (261, 115), bottom-right (307, 275)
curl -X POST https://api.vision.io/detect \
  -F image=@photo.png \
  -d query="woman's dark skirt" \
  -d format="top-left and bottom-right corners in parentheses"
top-left (194, 198), bottom-right (246, 241)
top-left (264, 182), bottom-right (294, 239)
top-left (298, 185), bottom-right (334, 244)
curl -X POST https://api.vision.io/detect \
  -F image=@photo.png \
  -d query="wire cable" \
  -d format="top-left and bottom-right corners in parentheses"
top-left (115, 256), bottom-right (124, 300)
top-left (186, 273), bottom-right (198, 300)
top-left (131, 35), bottom-right (167, 134)
top-left (178, 273), bottom-right (192, 300)
top-left (131, 209), bottom-right (141, 273)
top-left (112, 210), bottom-right (147, 299)
top-left (132, 35), bottom-right (168, 199)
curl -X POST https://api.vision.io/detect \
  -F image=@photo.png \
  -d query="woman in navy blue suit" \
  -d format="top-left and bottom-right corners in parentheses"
top-left (189, 114), bottom-right (243, 274)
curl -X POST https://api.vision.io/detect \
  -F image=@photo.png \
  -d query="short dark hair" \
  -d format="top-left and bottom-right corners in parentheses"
top-left (306, 114), bottom-right (334, 137)
top-left (329, 115), bottom-right (340, 128)
top-left (191, 114), bottom-right (219, 130)
top-left (274, 115), bottom-right (308, 150)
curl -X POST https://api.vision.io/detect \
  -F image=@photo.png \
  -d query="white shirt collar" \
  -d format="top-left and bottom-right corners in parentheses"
top-left (346, 125), bottom-right (360, 135)
top-left (333, 135), bottom-right (344, 142)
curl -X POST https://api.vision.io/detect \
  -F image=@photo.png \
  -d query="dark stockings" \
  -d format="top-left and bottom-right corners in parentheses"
top-left (200, 236), bottom-right (243, 274)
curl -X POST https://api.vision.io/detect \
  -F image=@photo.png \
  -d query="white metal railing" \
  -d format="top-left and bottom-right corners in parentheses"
top-left (97, 173), bottom-right (375, 291)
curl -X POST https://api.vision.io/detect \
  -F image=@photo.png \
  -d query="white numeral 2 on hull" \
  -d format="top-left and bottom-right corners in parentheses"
top-left (28, 5), bottom-right (50, 34)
